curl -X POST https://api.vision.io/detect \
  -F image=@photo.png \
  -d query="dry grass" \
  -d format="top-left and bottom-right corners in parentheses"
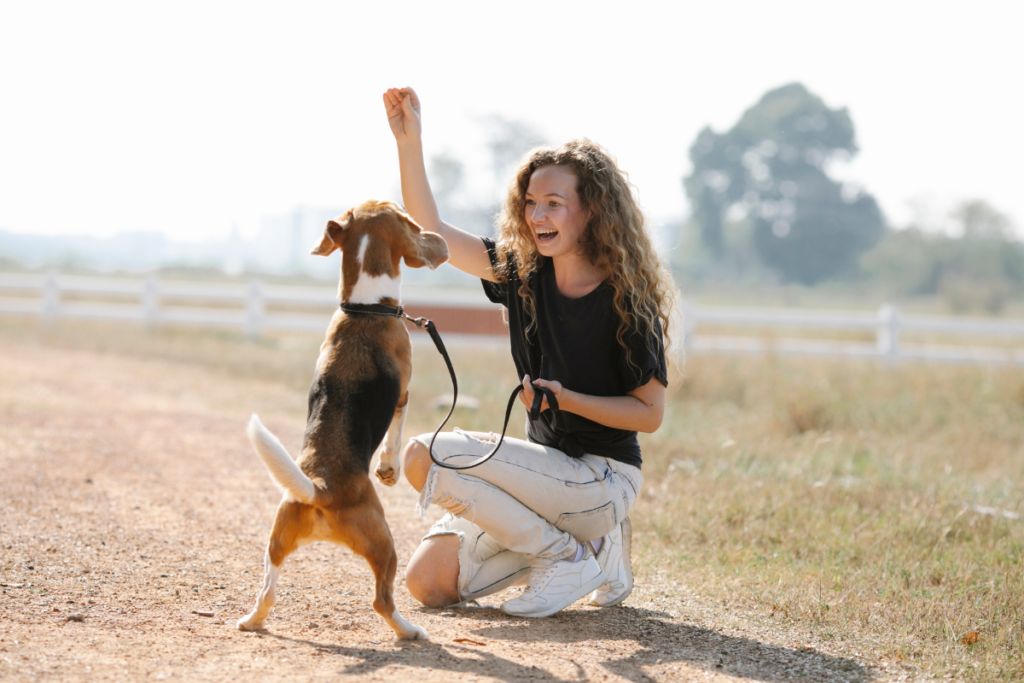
top-left (643, 354), bottom-right (1024, 681)
top-left (3, 315), bottom-right (1023, 680)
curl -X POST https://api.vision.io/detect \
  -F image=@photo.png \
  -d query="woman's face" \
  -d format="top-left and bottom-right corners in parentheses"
top-left (524, 165), bottom-right (590, 260)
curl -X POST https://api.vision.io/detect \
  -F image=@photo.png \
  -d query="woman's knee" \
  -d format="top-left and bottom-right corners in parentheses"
top-left (404, 535), bottom-right (460, 608)
top-left (401, 438), bottom-right (431, 492)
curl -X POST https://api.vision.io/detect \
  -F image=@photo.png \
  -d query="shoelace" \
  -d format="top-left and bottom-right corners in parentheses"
top-left (522, 564), bottom-right (560, 596)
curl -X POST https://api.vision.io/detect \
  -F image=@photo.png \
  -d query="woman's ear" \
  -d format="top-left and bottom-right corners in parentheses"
top-left (310, 213), bottom-right (351, 256)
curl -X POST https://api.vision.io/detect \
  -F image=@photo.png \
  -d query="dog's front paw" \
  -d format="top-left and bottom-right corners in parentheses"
top-left (375, 456), bottom-right (400, 487)
top-left (398, 623), bottom-right (429, 641)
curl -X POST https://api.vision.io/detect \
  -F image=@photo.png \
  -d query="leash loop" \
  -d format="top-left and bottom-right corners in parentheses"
top-left (413, 314), bottom-right (560, 470)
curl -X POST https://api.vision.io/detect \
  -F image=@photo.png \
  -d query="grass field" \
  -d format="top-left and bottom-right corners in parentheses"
top-left (3, 316), bottom-right (1022, 681)
top-left (647, 353), bottom-right (1024, 681)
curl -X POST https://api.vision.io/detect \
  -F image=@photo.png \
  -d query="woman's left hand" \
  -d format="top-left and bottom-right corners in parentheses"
top-left (520, 375), bottom-right (564, 413)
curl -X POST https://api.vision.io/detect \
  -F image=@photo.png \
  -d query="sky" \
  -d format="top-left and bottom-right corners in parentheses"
top-left (1, 0), bottom-right (1022, 243)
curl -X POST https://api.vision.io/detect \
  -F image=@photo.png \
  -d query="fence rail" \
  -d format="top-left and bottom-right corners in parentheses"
top-left (0, 272), bottom-right (508, 339)
top-left (3, 272), bottom-right (1024, 364)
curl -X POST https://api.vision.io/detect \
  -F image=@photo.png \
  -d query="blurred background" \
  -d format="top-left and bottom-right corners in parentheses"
top-left (1, 0), bottom-right (1023, 313)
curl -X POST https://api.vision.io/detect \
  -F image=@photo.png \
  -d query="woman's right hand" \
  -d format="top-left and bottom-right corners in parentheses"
top-left (383, 87), bottom-right (422, 145)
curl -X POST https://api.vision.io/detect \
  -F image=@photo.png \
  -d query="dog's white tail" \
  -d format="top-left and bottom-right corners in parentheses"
top-left (246, 414), bottom-right (316, 504)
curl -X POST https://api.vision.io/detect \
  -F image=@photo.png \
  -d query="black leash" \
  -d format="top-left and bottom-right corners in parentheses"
top-left (340, 302), bottom-right (559, 470)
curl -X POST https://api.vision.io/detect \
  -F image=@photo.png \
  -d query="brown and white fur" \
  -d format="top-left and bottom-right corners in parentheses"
top-left (237, 200), bottom-right (448, 640)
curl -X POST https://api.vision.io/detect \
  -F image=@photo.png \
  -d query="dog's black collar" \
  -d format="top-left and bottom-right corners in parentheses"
top-left (339, 301), bottom-right (430, 330)
top-left (339, 301), bottom-right (404, 318)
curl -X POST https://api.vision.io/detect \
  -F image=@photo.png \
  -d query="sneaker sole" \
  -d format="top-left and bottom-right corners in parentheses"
top-left (500, 571), bottom-right (607, 619)
top-left (590, 516), bottom-right (633, 607)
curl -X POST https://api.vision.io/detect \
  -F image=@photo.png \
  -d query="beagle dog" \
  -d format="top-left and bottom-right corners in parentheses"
top-left (238, 200), bottom-right (448, 640)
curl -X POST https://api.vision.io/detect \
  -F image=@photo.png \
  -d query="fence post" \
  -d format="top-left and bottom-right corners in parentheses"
top-left (246, 278), bottom-right (264, 340)
top-left (680, 300), bottom-right (695, 351)
top-left (42, 270), bottom-right (60, 325)
top-left (877, 304), bottom-right (901, 360)
top-left (142, 275), bottom-right (160, 329)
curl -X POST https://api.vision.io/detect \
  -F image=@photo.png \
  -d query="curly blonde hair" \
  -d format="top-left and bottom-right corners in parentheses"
top-left (495, 138), bottom-right (679, 368)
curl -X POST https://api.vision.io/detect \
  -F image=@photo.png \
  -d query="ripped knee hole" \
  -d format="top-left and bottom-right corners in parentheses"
top-left (463, 430), bottom-right (499, 444)
top-left (434, 492), bottom-right (473, 517)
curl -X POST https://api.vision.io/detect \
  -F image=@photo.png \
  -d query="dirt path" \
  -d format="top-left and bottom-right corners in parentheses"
top-left (0, 339), bottom-right (872, 682)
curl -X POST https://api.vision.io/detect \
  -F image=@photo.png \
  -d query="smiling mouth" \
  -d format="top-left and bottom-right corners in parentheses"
top-left (536, 229), bottom-right (558, 243)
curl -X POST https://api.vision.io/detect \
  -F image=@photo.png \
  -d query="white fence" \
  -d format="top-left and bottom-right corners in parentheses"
top-left (0, 272), bottom-right (492, 339)
top-left (3, 272), bottom-right (1024, 364)
top-left (680, 302), bottom-right (1024, 364)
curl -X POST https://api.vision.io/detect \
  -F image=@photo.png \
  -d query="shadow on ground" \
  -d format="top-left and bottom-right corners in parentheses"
top-left (263, 604), bottom-right (871, 682)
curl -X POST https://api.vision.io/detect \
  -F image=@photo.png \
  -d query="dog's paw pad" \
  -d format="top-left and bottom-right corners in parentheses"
top-left (375, 467), bottom-right (399, 487)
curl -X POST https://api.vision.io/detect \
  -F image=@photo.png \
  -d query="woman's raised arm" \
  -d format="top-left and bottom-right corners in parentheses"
top-left (383, 87), bottom-right (496, 282)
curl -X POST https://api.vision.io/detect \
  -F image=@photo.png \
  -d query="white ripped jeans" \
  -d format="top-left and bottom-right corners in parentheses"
top-left (412, 428), bottom-right (643, 600)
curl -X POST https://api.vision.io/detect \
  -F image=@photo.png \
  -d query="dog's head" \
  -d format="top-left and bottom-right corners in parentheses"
top-left (311, 200), bottom-right (449, 303)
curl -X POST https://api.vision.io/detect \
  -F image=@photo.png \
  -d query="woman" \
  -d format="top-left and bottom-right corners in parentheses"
top-left (383, 87), bottom-right (676, 618)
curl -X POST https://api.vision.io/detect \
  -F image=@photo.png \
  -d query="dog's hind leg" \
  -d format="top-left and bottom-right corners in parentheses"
top-left (238, 501), bottom-right (308, 631)
top-left (237, 548), bottom-right (281, 631)
top-left (375, 391), bottom-right (408, 487)
top-left (334, 501), bottom-right (428, 640)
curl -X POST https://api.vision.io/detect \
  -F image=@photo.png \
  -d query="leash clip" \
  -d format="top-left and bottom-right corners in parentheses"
top-left (402, 314), bottom-right (431, 330)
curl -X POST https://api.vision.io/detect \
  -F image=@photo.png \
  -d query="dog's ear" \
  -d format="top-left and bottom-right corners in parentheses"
top-left (397, 213), bottom-right (449, 270)
top-left (311, 213), bottom-right (351, 256)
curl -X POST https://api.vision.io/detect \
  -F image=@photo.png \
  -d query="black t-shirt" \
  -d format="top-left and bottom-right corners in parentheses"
top-left (480, 237), bottom-right (668, 469)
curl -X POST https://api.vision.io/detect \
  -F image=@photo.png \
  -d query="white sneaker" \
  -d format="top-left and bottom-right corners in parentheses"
top-left (588, 516), bottom-right (633, 607)
top-left (499, 555), bottom-right (605, 618)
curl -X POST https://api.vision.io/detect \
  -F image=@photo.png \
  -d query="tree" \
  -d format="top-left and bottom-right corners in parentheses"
top-left (952, 199), bottom-right (1013, 240)
top-left (862, 199), bottom-right (1023, 313)
top-left (684, 83), bottom-right (884, 284)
